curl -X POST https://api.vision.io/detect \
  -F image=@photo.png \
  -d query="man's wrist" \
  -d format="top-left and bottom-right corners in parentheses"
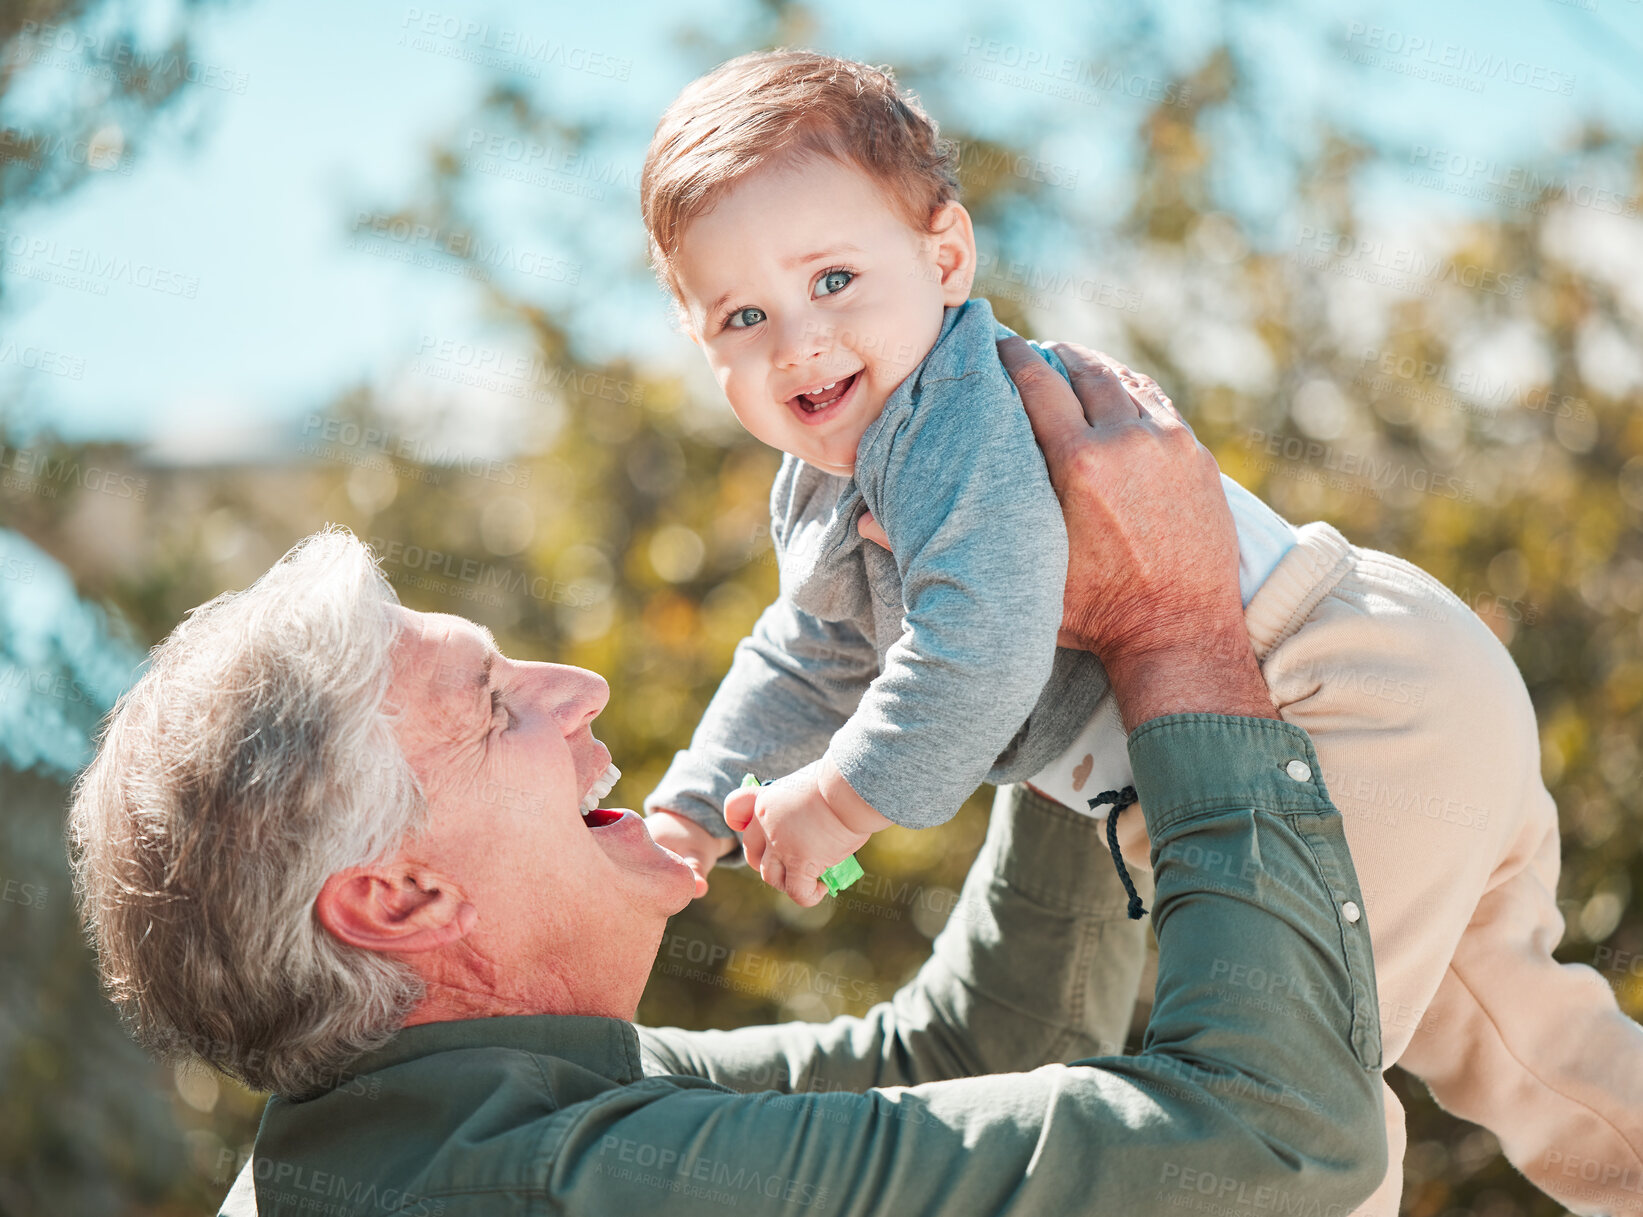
top-left (1127, 713), bottom-right (1333, 841)
top-left (1104, 625), bottom-right (1277, 732)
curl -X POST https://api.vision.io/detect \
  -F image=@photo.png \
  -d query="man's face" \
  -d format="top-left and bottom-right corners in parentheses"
top-left (673, 153), bottom-right (971, 476)
top-left (383, 607), bottom-right (695, 996)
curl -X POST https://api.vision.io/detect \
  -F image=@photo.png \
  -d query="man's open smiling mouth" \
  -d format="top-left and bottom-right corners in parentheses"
top-left (787, 370), bottom-right (861, 425)
top-left (579, 761), bottom-right (621, 827)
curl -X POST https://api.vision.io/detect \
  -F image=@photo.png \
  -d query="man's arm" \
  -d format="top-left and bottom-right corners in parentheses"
top-left (569, 342), bottom-right (1388, 1214)
top-left (1007, 337), bottom-right (1277, 727)
top-left (641, 784), bottom-right (1151, 1089)
top-left (555, 716), bottom-right (1385, 1217)
top-left (603, 342), bottom-right (1384, 1214)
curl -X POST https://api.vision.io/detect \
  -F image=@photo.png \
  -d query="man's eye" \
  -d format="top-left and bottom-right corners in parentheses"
top-left (726, 306), bottom-right (767, 329)
top-left (814, 269), bottom-right (854, 298)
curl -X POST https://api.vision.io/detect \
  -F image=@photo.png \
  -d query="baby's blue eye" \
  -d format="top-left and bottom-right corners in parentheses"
top-left (814, 269), bottom-right (854, 298)
top-left (727, 306), bottom-right (767, 329)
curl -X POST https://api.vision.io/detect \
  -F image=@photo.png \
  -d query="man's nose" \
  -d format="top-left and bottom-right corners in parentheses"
top-left (539, 665), bottom-right (609, 734)
top-left (771, 313), bottom-right (828, 369)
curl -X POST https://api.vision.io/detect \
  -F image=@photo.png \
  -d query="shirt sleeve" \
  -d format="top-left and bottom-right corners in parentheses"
top-left (638, 783), bottom-right (1150, 1092)
top-left (824, 350), bottom-right (1070, 828)
top-left (643, 595), bottom-right (879, 851)
top-left (546, 717), bottom-right (1389, 1217)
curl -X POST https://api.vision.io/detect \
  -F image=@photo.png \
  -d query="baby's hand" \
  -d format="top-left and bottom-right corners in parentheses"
top-left (646, 809), bottom-right (734, 898)
top-left (724, 760), bottom-right (889, 907)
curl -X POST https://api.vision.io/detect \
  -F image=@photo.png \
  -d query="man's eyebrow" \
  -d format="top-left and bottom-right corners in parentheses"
top-left (472, 626), bottom-right (500, 698)
top-left (702, 245), bottom-right (865, 320)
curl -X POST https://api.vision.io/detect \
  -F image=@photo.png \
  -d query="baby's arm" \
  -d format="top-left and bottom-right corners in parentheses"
top-left (820, 342), bottom-right (1074, 831)
top-left (644, 594), bottom-right (879, 887)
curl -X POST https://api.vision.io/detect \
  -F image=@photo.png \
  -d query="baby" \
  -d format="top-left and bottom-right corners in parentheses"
top-left (637, 50), bottom-right (1642, 1216)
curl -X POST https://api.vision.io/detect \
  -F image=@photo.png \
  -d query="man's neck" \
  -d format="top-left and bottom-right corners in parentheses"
top-left (401, 941), bottom-right (651, 1026)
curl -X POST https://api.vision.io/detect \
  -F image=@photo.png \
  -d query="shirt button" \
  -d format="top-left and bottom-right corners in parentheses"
top-left (1285, 760), bottom-right (1312, 783)
top-left (1342, 901), bottom-right (1361, 924)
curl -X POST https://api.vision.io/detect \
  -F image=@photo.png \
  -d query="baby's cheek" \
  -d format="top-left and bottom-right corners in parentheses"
top-left (724, 379), bottom-right (768, 426)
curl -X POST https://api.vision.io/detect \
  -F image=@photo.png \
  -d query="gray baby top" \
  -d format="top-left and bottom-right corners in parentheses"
top-left (645, 297), bottom-right (1113, 844)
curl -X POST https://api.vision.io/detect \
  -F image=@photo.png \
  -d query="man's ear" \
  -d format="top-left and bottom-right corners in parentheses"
top-left (315, 862), bottom-right (476, 954)
top-left (925, 201), bottom-right (978, 306)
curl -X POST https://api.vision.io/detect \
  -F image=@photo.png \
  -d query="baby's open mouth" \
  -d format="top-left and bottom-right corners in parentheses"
top-left (795, 371), bottom-right (859, 413)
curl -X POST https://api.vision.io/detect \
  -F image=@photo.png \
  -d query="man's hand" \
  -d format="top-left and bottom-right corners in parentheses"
top-left (860, 340), bottom-right (1276, 731)
top-left (990, 341), bottom-right (1228, 656)
top-left (1008, 339), bottom-right (1275, 729)
top-left (723, 759), bottom-right (886, 907)
top-left (646, 809), bottom-right (736, 899)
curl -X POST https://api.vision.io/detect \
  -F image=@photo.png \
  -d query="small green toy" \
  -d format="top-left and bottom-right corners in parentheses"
top-left (739, 773), bottom-right (865, 897)
top-left (819, 853), bottom-right (864, 897)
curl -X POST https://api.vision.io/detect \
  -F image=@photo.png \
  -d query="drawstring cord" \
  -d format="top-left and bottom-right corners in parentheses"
top-left (1089, 786), bottom-right (1146, 920)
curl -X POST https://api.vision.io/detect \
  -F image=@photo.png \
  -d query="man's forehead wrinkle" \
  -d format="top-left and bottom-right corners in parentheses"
top-left (431, 617), bottom-right (501, 692)
top-left (417, 641), bottom-right (494, 763)
top-left (403, 621), bottom-right (501, 741)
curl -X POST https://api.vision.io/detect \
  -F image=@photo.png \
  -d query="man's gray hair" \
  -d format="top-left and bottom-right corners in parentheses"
top-left (68, 527), bottom-right (427, 1095)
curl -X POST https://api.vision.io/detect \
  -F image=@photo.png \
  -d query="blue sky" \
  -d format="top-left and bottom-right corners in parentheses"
top-left (3, 0), bottom-right (1639, 451)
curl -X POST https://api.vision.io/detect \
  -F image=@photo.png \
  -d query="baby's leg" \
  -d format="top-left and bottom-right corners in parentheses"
top-left (1248, 522), bottom-right (1642, 1215)
top-left (1396, 813), bottom-right (1643, 1215)
top-left (1035, 520), bottom-right (1642, 1213)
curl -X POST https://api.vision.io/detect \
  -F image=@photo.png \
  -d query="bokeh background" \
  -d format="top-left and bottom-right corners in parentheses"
top-left (2, 0), bottom-right (1641, 1211)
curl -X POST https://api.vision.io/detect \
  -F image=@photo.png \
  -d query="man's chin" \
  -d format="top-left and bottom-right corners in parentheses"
top-left (594, 810), bottom-right (698, 909)
top-left (653, 846), bottom-right (701, 911)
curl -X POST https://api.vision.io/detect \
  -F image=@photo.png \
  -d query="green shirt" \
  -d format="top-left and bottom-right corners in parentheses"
top-left (219, 715), bottom-right (1386, 1216)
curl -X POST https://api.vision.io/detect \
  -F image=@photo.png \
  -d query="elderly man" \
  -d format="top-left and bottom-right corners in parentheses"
top-left (71, 342), bottom-right (1386, 1216)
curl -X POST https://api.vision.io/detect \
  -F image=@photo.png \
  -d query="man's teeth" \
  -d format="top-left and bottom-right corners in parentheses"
top-left (579, 762), bottom-right (621, 813)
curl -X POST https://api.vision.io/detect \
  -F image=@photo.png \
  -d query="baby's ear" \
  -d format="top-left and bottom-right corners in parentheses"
top-left (927, 200), bottom-right (978, 306)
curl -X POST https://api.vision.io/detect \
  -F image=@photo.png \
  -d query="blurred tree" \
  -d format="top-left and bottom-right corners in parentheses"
top-left (0, 0), bottom-right (228, 271)
top-left (0, 2), bottom-right (245, 1214)
top-left (0, 6), bottom-right (1638, 1214)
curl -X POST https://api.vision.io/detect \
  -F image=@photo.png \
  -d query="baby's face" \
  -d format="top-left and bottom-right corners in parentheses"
top-left (673, 154), bottom-right (972, 476)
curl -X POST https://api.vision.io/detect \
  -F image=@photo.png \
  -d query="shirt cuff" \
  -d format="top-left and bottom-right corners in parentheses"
top-left (1127, 713), bottom-right (1336, 844)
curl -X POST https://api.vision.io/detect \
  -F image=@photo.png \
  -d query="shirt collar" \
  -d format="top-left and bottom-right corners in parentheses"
top-left (340, 1012), bottom-right (647, 1087)
top-left (913, 295), bottom-right (998, 384)
top-left (848, 296), bottom-right (999, 469)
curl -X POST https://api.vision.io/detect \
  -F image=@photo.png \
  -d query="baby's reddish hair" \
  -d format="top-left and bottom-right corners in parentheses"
top-left (639, 49), bottom-right (959, 301)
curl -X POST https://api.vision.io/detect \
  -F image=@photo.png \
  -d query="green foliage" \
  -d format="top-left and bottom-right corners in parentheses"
top-left (0, 11), bottom-right (1638, 1215)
